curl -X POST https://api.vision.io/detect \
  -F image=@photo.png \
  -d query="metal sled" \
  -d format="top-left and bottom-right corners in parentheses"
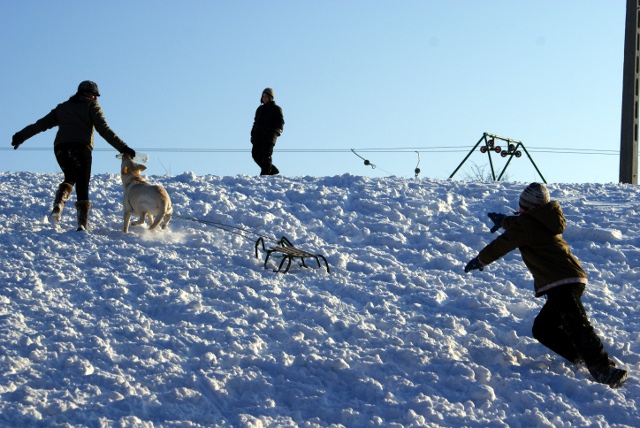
top-left (255, 236), bottom-right (330, 273)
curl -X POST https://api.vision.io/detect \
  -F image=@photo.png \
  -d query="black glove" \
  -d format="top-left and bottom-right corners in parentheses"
top-left (120, 146), bottom-right (136, 158)
top-left (464, 257), bottom-right (484, 273)
top-left (488, 212), bottom-right (506, 233)
top-left (11, 133), bottom-right (24, 150)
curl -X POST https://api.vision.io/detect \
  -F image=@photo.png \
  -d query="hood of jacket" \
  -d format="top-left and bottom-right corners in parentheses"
top-left (522, 200), bottom-right (566, 235)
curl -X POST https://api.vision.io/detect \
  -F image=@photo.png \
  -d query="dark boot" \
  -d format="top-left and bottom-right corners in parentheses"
top-left (49, 183), bottom-right (73, 224)
top-left (588, 359), bottom-right (628, 388)
top-left (75, 200), bottom-right (91, 231)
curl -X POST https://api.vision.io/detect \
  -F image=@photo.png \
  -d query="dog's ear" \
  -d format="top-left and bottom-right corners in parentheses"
top-left (136, 164), bottom-right (147, 172)
top-left (122, 166), bottom-right (129, 175)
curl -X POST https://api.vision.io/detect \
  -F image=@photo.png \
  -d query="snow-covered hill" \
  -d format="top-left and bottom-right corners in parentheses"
top-left (0, 171), bottom-right (638, 427)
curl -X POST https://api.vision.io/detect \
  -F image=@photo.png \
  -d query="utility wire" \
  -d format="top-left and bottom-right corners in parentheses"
top-left (2, 146), bottom-right (622, 155)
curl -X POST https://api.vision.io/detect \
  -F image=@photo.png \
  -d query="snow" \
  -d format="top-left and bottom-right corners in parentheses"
top-left (0, 170), bottom-right (638, 427)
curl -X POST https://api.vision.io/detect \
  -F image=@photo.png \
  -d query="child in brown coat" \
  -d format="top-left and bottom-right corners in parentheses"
top-left (464, 182), bottom-right (627, 387)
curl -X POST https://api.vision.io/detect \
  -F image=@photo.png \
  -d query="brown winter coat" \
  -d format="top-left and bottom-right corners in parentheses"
top-left (15, 94), bottom-right (127, 152)
top-left (478, 200), bottom-right (587, 297)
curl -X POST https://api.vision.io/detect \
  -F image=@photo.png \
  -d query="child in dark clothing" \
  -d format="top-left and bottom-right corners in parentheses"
top-left (464, 182), bottom-right (627, 388)
top-left (250, 88), bottom-right (284, 176)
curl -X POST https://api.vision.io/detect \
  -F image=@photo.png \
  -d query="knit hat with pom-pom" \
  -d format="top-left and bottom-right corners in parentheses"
top-left (519, 182), bottom-right (550, 209)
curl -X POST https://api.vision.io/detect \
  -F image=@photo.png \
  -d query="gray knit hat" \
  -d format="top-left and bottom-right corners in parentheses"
top-left (78, 80), bottom-right (100, 96)
top-left (262, 87), bottom-right (274, 100)
top-left (519, 182), bottom-right (550, 209)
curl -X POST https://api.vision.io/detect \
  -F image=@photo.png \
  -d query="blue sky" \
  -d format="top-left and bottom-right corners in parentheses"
top-left (1, 1), bottom-right (626, 183)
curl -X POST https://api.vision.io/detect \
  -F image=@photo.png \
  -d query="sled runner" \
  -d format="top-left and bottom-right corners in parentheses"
top-left (255, 236), bottom-right (330, 273)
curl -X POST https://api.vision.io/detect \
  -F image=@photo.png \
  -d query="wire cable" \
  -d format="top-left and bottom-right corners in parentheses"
top-left (2, 146), bottom-right (622, 155)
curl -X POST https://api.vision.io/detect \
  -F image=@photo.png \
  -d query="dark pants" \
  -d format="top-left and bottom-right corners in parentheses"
top-left (54, 143), bottom-right (92, 201)
top-left (251, 143), bottom-right (277, 175)
top-left (532, 284), bottom-right (610, 369)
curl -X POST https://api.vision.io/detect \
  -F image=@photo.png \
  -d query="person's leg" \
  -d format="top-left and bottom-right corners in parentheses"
top-left (532, 293), bottom-right (582, 364)
top-left (74, 146), bottom-right (92, 230)
top-left (545, 285), bottom-right (626, 386)
top-left (49, 182), bottom-right (73, 223)
top-left (252, 145), bottom-right (274, 175)
top-left (55, 143), bottom-right (92, 230)
top-left (51, 144), bottom-right (78, 223)
top-left (75, 200), bottom-right (91, 231)
top-left (73, 145), bottom-right (92, 201)
top-left (547, 285), bottom-right (608, 367)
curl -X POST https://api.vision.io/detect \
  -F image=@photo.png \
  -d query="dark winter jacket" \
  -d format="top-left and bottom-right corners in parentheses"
top-left (15, 94), bottom-right (128, 152)
top-left (478, 200), bottom-right (587, 297)
top-left (251, 101), bottom-right (284, 146)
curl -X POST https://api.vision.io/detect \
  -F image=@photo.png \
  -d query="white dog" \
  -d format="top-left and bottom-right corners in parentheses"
top-left (120, 154), bottom-right (172, 233)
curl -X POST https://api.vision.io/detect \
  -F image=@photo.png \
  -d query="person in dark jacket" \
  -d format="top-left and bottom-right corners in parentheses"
top-left (11, 80), bottom-right (136, 231)
top-left (250, 88), bottom-right (284, 175)
top-left (464, 182), bottom-right (627, 388)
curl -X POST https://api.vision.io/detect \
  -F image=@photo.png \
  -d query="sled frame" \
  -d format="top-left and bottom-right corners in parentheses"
top-left (255, 236), bottom-right (330, 273)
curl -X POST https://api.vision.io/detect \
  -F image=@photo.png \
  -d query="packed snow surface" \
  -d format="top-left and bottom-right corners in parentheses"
top-left (0, 171), bottom-right (638, 427)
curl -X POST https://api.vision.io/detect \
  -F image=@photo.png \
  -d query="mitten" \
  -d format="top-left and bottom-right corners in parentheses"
top-left (11, 133), bottom-right (24, 150)
top-left (464, 257), bottom-right (484, 273)
top-left (120, 146), bottom-right (136, 158)
top-left (488, 212), bottom-right (506, 233)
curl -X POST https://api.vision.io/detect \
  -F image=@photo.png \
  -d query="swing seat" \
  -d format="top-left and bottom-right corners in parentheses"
top-left (255, 236), bottom-right (330, 273)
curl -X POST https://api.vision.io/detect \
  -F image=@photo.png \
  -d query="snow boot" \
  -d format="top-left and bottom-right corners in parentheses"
top-left (594, 367), bottom-right (628, 388)
top-left (75, 200), bottom-right (91, 231)
top-left (49, 182), bottom-right (73, 224)
top-left (589, 360), bottom-right (628, 388)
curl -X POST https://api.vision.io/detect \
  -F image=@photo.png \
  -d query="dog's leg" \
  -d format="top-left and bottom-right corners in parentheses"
top-left (152, 188), bottom-right (172, 231)
top-left (131, 212), bottom-right (147, 227)
top-left (160, 213), bottom-right (172, 229)
top-left (123, 212), bottom-right (132, 233)
top-left (148, 209), bottom-right (166, 230)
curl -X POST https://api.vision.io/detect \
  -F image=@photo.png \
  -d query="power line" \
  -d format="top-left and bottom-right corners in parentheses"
top-left (2, 146), bottom-right (622, 155)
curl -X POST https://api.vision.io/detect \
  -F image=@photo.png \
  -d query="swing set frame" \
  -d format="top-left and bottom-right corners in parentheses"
top-left (449, 132), bottom-right (547, 183)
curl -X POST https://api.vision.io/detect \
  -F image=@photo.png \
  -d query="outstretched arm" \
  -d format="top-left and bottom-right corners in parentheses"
top-left (12, 109), bottom-right (58, 149)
